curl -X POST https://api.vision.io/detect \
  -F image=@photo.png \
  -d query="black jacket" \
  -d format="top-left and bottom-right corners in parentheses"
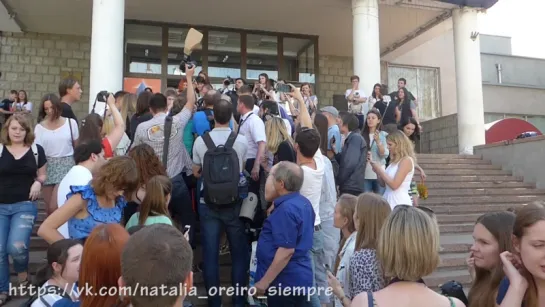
top-left (336, 131), bottom-right (367, 194)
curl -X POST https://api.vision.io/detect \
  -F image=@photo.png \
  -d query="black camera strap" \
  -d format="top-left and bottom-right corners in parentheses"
top-left (162, 114), bottom-right (173, 167)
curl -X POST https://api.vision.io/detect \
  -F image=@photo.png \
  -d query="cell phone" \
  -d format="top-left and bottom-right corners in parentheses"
top-left (184, 225), bottom-right (191, 234)
top-left (277, 84), bottom-right (291, 93)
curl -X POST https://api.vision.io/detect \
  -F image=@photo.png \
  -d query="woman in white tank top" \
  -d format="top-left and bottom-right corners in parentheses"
top-left (370, 130), bottom-right (415, 210)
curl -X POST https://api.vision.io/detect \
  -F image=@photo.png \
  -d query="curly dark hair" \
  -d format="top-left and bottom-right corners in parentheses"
top-left (127, 144), bottom-right (167, 188)
top-left (91, 156), bottom-right (139, 197)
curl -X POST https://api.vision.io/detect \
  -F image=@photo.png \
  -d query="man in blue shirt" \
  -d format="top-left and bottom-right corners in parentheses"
top-left (255, 161), bottom-right (314, 307)
top-left (321, 106), bottom-right (342, 156)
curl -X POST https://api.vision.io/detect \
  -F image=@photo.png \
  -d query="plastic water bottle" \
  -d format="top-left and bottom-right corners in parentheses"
top-left (239, 172), bottom-right (248, 199)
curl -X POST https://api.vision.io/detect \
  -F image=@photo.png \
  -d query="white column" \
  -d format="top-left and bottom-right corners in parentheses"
top-left (88, 0), bottom-right (125, 113)
top-left (352, 0), bottom-right (381, 94)
top-left (453, 7), bottom-right (486, 154)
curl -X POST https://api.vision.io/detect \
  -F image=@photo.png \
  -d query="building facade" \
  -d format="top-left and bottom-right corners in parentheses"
top-left (0, 0), bottom-right (496, 153)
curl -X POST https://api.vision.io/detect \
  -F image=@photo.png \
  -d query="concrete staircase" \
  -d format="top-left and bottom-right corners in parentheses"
top-left (18, 153), bottom-right (545, 306)
top-left (417, 153), bottom-right (545, 290)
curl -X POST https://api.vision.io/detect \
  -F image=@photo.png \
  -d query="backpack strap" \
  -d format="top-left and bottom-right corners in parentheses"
top-left (224, 132), bottom-right (237, 150)
top-left (202, 132), bottom-right (216, 151)
top-left (31, 144), bottom-right (39, 166)
top-left (162, 115), bottom-right (173, 167)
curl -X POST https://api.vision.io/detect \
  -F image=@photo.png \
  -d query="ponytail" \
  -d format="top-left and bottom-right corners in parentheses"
top-left (78, 113), bottom-right (104, 145)
top-left (138, 176), bottom-right (172, 226)
top-left (35, 239), bottom-right (81, 287)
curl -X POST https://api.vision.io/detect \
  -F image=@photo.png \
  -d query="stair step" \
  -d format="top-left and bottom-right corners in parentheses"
top-left (417, 158), bottom-right (491, 165)
top-left (424, 269), bottom-right (471, 288)
top-left (423, 169), bottom-right (511, 175)
top-left (440, 223), bottom-right (474, 233)
top-left (436, 214), bottom-right (482, 224)
top-left (421, 195), bottom-right (543, 205)
top-left (438, 253), bottom-right (469, 270)
top-left (425, 182), bottom-right (534, 189)
top-left (429, 188), bottom-right (545, 197)
top-left (419, 164), bottom-right (500, 170)
top-left (416, 154), bottom-right (481, 159)
top-left (423, 175), bottom-right (522, 182)
top-left (429, 204), bottom-right (515, 214)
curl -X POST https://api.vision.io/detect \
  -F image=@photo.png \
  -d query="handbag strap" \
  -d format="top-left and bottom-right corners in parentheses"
top-left (67, 118), bottom-right (75, 149)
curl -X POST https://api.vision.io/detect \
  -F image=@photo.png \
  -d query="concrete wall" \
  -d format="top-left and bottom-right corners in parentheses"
top-left (483, 85), bottom-right (545, 116)
top-left (389, 29), bottom-right (457, 116)
top-left (481, 53), bottom-right (545, 88)
top-left (0, 32), bottom-right (91, 120)
top-left (418, 114), bottom-right (458, 154)
top-left (480, 34), bottom-right (512, 55)
top-left (475, 135), bottom-right (545, 189)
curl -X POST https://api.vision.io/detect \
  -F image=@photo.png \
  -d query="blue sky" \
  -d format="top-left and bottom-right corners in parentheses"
top-left (479, 0), bottom-right (544, 58)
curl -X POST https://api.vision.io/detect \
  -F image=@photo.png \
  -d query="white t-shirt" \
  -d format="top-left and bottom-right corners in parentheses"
top-left (14, 102), bottom-right (32, 112)
top-left (345, 89), bottom-right (368, 115)
top-left (238, 111), bottom-right (266, 160)
top-left (34, 118), bottom-right (79, 157)
top-left (300, 148), bottom-right (325, 226)
top-left (57, 165), bottom-right (93, 238)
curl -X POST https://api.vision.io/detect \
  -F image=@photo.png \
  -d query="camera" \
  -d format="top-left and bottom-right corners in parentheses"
top-left (224, 76), bottom-right (234, 86)
top-left (179, 54), bottom-right (197, 73)
top-left (96, 91), bottom-right (111, 103)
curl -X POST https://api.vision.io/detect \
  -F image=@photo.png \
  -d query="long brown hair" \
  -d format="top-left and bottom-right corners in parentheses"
top-left (138, 175), bottom-right (173, 225)
top-left (354, 193), bottom-right (391, 251)
top-left (333, 194), bottom-right (358, 274)
top-left (468, 211), bottom-right (515, 307)
top-left (512, 202), bottom-right (545, 307)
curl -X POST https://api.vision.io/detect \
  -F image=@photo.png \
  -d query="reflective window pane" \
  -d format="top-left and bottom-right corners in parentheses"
top-left (168, 27), bottom-right (203, 76)
top-left (208, 31), bottom-right (241, 79)
top-left (283, 38), bottom-right (315, 83)
top-left (247, 34), bottom-right (278, 82)
top-left (126, 25), bottom-right (162, 74)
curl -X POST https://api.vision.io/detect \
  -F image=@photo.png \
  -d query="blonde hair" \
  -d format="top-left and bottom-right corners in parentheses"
top-left (378, 205), bottom-right (440, 281)
top-left (354, 193), bottom-right (391, 251)
top-left (138, 175), bottom-right (173, 226)
top-left (265, 117), bottom-right (292, 154)
top-left (386, 130), bottom-right (416, 164)
top-left (122, 93), bottom-right (137, 118)
top-left (103, 93), bottom-right (135, 135)
top-left (333, 194), bottom-right (358, 274)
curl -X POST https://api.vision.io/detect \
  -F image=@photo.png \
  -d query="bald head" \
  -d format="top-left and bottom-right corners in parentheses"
top-left (272, 161), bottom-right (304, 192)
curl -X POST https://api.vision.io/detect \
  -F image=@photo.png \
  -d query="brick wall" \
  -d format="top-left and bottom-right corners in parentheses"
top-left (0, 32), bottom-right (91, 121)
top-left (318, 56), bottom-right (389, 106)
top-left (417, 114), bottom-right (459, 154)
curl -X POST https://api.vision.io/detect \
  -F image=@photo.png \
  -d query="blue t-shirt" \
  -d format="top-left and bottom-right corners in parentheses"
top-left (192, 110), bottom-right (234, 137)
top-left (255, 192), bottom-right (315, 291)
top-left (328, 125), bottom-right (342, 153)
top-left (496, 277), bottom-right (525, 307)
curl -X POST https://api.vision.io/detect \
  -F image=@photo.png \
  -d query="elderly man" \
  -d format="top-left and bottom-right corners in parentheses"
top-left (254, 161), bottom-right (314, 307)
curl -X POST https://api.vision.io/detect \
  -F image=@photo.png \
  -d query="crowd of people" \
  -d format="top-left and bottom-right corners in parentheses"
top-left (0, 63), bottom-right (539, 307)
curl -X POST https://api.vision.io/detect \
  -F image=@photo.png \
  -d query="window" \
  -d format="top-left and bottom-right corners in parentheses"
top-left (125, 25), bottom-right (162, 75)
top-left (207, 31), bottom-right (241, 81)
top-left (167, 27), bottom-right (203, 76)
top-left (388, 65), bottom-right (441, 121)
top-left (247, 34), bottom-right (278, 82)
top-left (282, 38), bottom-right (315, 84)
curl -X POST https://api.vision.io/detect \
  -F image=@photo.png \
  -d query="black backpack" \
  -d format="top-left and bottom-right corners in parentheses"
top-left (203, 109), bottom-right (215, 131)
top-left (202, 132), bottom-right (240, 206)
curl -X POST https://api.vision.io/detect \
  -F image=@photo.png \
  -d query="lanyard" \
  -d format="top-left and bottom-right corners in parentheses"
top-left (238, 112), bottom-right (253, 134)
